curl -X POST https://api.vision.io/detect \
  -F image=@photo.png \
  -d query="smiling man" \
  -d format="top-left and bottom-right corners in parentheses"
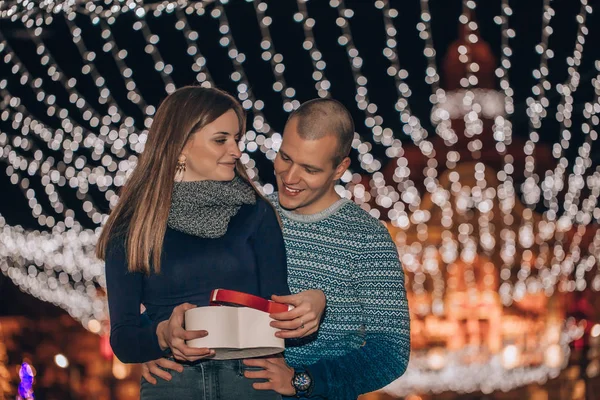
top-left (241, 99), bottom-right (410, 399)
top-left (274, 103), bottom-right (352, 215)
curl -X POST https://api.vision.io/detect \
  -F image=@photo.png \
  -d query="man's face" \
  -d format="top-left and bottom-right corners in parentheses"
top-left (274, 118), bottom-right (348, 215)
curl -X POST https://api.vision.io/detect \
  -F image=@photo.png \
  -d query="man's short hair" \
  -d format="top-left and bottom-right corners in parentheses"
top-left (288, 98), bottom-right (354, 166)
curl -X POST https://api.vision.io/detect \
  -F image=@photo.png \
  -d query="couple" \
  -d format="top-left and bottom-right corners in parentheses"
top-left (98, 86), bottom-right (410, 400)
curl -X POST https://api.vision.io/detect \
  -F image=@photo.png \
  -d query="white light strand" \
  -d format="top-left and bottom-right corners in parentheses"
top-left (251, 0), bottom-right (299, 112)
top-left (131, 4), bottom-right (177, 95)
top-left (493, 0), bottom-right (517, 302)
top-left (0, 6), bottom-right (599, 391)
top-left (500, 0), bottom-right (555, 304)
top-left (416, 0), bottom-right (441, 103)
top-left (294, 0), bottom-right (331, 98)
top-left (541, 0), bottom-right (591, 295)
top-left (174, 7), bottom-right (213, 88)
top-left (385, 340), bottom-right (570, 396)
top-left (333, 0), bottom-right (384, 177)
top-left (96, 16), bottom-right (150, 110)
top-left (0, 95), bottom-right (117, 227)
top-left (0, 217), bottom-right (106, 331)
top-left (494, 0), bottom-right (515, 116)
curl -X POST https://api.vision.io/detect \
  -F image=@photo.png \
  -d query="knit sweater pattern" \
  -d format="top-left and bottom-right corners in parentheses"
top-left (270, 195), bottom-right (410, 400)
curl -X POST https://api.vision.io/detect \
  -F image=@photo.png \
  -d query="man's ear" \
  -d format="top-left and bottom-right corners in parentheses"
top-left (333, 157), bottom-right (351, 180)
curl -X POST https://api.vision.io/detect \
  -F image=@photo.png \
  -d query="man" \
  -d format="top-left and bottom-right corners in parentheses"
top-left (143, 99), bottom-right (410, 399)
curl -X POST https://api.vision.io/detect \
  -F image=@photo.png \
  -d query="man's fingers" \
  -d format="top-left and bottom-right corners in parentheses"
top-left (252, 382), bottom-right (274, 391)
top-left (276, 320), bottom-right (318, 338)
top-left (270, 305), bottom-right (306, 321)
top-left (306, 326), bottom-right (318, 336)
top-left (148, 364), bottom-right (173, 381)
top-left (271, 316), bottom-right (307, 330)
top-left (271, 294), bottom-right (302, 307)
top-left (155, 358), bottom-right (184, 373)
top-left (264, 356), bottom-right (286, 365)
top-left (244, 370), bottom-right (270, 380)
top-left (275, 329), bottom-right (305, 339)
top-left (243, 359), bottom-right (270, 368)
top-left (141, 365), bottom-right (158, 385)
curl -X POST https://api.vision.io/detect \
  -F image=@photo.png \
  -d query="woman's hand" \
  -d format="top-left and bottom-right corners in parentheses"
top-left (270, 290), bottom-right (326, 338)
top-left (156, 303), bottom-right (215, 362)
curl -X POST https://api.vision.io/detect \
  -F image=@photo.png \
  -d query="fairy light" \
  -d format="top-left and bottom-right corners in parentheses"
top-left (495, 0), bottom-right (515, 116)
top-left (0, 218), bottom-right (106, 327)
top-left (174, 7), bottom-right (213, 88)
top-left (330, 0), bottom-right (418, 217)
top-left (498, 0), bottom-right (555, 304)
top-left (97, 17), bottom-right (149, 109)
top-left (493, 0), bottom-right (518, 303)
top-left (417, 0), bottom-right (441, 100)
top-left (294, 0), bottom-right (331, 98)
top-left (1, 2), bottom-right (600, 395)
top-left (538, 0), bottom-right (591, 296)
top-left (377, 0), bottom-right (430, 188)
top-left (64, 13), bottom-right (123, 115)
top-left (385, 340), bottom-right (569, 396)
top-left (210, 2), bottom-right (276, 187)
top-left (333, 0), bottom-right (385, 176)
top-left (23, 21), bottom-right (124, 136)
top-left (251, 1), bottom-right (299, 112)
top-left (559, 66), bottom-right (600, 292)
top-left (131, 3), bottom-right (176, 95)
top-left (0, 33), bottom-right (94, 156)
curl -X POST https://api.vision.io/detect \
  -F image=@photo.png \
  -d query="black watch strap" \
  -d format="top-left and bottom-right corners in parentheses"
top-left (292, 367), bottom-right (313, 398)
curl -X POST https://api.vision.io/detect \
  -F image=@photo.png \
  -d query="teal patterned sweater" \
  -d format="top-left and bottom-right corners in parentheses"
top-left (270, 195), bottom-right (410, 399)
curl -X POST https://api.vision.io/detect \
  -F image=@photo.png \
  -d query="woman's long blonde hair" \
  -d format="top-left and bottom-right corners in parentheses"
top-left (96, 86), bottom-right (253, 274)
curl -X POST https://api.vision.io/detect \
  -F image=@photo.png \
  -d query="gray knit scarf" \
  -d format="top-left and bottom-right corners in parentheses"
top-left (167, 176), bottom-right (256, 238)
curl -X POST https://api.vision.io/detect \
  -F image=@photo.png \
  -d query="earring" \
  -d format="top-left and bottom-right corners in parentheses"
top-left (175, 156), bottom-right (186, 182)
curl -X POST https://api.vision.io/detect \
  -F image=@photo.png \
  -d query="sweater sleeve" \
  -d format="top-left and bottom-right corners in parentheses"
top-left (104, 236), bottom-right (166, 363)
top-left (251, 198), bottom-right (291, 298)
top-left (300, 223), bottom-right (410, 399)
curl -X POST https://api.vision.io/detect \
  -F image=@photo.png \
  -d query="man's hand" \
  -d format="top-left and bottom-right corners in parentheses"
top-left (270, 290), bottom-right (326, 338)
top-left (141, 358), bottom-right (184, 384)
top-left (243, 357), bottom-right (296, 395)
top-left (156, 303), bottom-right (215, 362)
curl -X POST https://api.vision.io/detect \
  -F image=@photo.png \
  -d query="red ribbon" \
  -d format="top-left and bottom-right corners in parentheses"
top-left (210, 289), bottom-right (290, 314)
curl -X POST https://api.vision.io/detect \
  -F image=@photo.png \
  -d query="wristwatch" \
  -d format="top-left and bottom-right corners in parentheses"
top-left (291, 367), bottom-right (313, 398)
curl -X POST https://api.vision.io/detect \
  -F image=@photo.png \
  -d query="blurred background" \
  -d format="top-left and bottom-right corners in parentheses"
top-left (1, 0), bottom-right (600, 399)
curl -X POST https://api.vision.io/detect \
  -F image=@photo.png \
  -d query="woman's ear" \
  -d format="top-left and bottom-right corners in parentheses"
top-left (180, 135), bottom-right (195, 158)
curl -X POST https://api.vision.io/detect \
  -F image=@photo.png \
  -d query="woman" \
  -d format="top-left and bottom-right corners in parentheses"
top-left (97, 86), bottom-right (325, 399)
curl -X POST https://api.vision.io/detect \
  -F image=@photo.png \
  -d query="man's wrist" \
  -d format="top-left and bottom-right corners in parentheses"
top-left (291, 366), bottom-right (313, 398)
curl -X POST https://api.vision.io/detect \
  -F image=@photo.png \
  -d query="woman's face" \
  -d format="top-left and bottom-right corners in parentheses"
top-left (180, 109), bottom-right (242, 182)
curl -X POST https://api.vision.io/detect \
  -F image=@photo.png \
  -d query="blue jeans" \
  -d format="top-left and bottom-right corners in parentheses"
top-left (140, 358), bottom-right (281, 400)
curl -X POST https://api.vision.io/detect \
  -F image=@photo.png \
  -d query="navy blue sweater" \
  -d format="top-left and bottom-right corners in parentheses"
top-left (105, 197), bottom-right (290, 363)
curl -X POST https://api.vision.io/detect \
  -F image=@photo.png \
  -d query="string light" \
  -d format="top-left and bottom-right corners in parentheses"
top-left (385, 338), bottom-right (570, 396)
top-left (294, 0), bottom-right (331, 98)
top-left (1, 2), bottom-right (600, 396)
top-left (251, 1), bottom-right (298, 112)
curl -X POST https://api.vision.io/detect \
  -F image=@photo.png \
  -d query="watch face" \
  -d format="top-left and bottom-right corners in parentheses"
top-left (293, 372), bottom-right (312, 391)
